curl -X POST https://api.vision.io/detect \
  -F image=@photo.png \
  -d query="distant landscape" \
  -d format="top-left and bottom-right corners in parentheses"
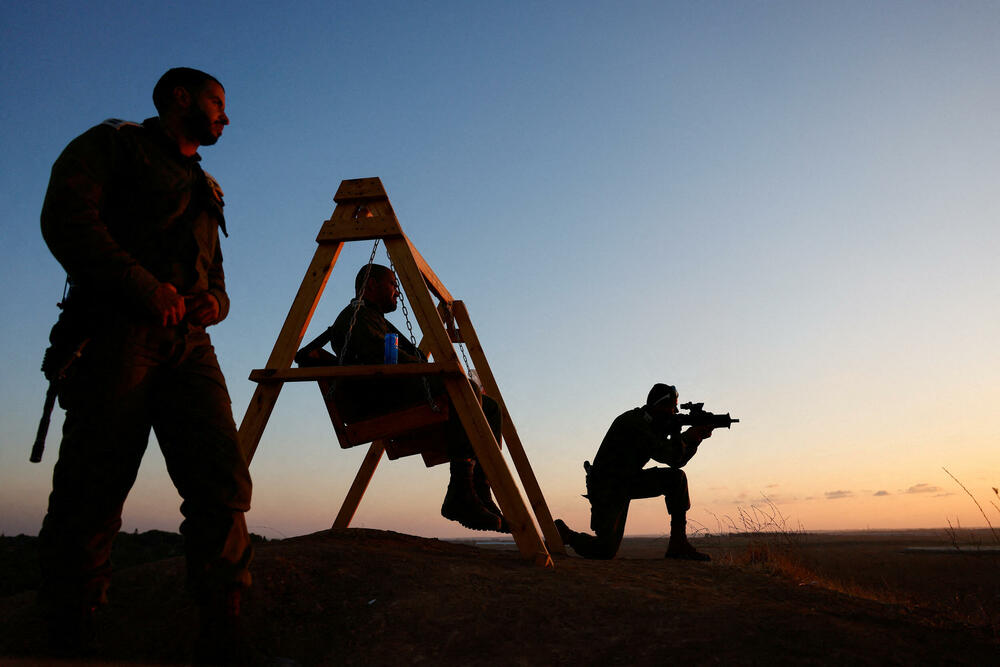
top-left (2, 526), bottom-right (997, 665)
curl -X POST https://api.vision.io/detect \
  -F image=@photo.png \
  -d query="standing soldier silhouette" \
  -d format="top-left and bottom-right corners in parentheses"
top-left (37, 68), bottom-right (254, 663)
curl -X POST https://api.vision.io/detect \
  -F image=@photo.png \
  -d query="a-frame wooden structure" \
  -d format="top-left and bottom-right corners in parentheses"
top-left (238, 177), bottom-right (563, 567)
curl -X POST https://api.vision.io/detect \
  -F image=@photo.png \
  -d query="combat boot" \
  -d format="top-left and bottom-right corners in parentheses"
top-left (664, 535), bottom-right (711, 561)
top-left (472, 460), bottom-right (510, 532)
top-left (554, 519), bottom-right (579, 551)
top-left (193, 587), bottom-right (253, 666)
top-left (441, 458), bottom-right (503, 531)
top-left (42, 601), bottom-right (99, 658)
top-left (193, 587), bottom-right (299, 666)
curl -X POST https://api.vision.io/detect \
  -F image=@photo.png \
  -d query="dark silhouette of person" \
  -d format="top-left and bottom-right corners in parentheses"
top-left (298, 263), bottom-right (508, 532)
top-left (37, 67), bottom-right (255, 663)
top-left (555, 383), bottom-right (713, 560)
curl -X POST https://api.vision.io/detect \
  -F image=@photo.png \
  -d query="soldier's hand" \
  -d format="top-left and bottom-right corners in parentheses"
top-left (685, 425), bottom-right (715, 442)
top-left (148, 283), bottom-right (186, 327)
top-left (185, 292), bottom-right (221, 326)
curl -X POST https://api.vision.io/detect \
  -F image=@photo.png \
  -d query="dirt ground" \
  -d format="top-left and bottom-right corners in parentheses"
top-left (1, 528), bottom-right (997, 665)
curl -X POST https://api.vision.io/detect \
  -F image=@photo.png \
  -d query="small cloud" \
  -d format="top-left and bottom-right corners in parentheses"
top-left (765, 483), bottom-right (779, 489)
top-left (905, 484), bottom-right (941, 494)
top-left (873, 490), bottom-right (890, 497)
top-left (933, 492), bottom-right (955, 498)
top-left (825, 490), bottom-right (853, 500)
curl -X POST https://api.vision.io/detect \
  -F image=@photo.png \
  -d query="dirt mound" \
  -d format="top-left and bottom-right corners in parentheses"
top-left (1, 529), bottom-right (996, 665)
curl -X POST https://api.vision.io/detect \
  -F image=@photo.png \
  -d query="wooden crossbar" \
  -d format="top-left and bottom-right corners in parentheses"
top-left (249, 361), bottom-right (465, 383)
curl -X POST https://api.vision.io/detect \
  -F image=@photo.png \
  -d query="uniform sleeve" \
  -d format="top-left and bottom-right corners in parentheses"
top-left (647, 422), bottom-right (690, 468)
top-left (40, 125), bottom-right (161, 307)
top-left (206, 236), bottom-right (230, 322)
top-left (394, 323), bottom-right (424, 363)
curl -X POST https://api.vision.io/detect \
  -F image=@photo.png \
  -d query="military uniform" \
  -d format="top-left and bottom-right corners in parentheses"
top-left (38, 117), bottom-right (252, 614)
top-left (566, 407), bottom-right (700, 559)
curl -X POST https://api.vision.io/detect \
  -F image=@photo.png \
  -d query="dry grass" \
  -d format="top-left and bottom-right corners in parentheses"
top-left (943, 467), bottom-right (1000, 550)
top-left (691, 487), bottom-right (1000, 638)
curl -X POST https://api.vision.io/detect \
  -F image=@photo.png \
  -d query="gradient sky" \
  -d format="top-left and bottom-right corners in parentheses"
top-left (2, 1), bottom-right (998, 540)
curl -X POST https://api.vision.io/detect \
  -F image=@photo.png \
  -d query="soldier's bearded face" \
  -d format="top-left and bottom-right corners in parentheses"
top-left (374, 275), bottom-right (399, 313)
top-left (184, 81), bottom-right (228, 146)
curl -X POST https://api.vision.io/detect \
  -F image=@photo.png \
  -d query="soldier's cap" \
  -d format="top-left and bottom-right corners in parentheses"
top-left (646, 383), bottom-right (678, 407)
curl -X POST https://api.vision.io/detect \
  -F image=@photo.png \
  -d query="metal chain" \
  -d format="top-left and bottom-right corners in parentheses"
top-left (458, 340), bottom-right (472, 375)
top-left (384, 247), bottom-right (440, 412)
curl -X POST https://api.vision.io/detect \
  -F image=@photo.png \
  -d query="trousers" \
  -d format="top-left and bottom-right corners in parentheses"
top-left (38, 316), bottom-right (252, 608)
top-left (570, 467), bottom-right (690, 559)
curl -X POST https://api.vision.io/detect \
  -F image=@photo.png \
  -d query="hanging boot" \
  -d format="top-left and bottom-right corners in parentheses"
top-left (441, 458), bottom-right (503, 531)
top-left (472, 460), bottom-right (510, 533)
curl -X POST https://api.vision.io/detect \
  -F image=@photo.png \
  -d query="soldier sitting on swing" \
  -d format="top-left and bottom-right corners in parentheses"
top-left (298, 263), bottom-right (508, 533)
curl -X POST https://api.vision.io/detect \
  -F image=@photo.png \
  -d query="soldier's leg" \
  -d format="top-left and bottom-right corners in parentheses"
top-left (440, 388), bottom-right (505, 531)
top-left (555, 485), bottom-right (630, 559)
top-left (38, 326), bottom-right (156, 651)
top-left (630, 467), bottom-right (690, 514)
top-left (631, 467), bottom-right (707, 560)
top-left (151, 332), bottom-right (252, 602)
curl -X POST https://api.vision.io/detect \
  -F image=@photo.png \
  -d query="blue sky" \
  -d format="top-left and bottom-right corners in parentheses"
top-left (2, 1), bottom-right (998, 539)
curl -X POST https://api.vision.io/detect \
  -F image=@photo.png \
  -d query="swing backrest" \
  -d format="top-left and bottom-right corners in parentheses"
top-left (294, 347), bottom-right (451, 466)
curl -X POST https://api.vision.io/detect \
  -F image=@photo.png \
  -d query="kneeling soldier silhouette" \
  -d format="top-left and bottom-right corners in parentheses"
top-left (556, 383), bottom-right (718, 560)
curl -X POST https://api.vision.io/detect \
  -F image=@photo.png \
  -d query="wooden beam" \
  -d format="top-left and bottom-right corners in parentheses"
top-left (405, 235), bottom-right (453, 303)
top-left (249, 361), bottom-right (465, 383)
top-left (317, 215), bottom-right (403, 243)
top-left (238, 240), bottom-right (344, 462)
top-left (333, 177), bottom-right (388, 203)
top-left (333, 441), bottom-right (385, 528)
top-left (385, 236), bottom-right (552, 567)
top-left (452, 301), bottom-right (565, 555)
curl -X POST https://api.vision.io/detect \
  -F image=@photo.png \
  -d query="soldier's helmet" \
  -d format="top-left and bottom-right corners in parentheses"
top-left (646, 383), bottom-right (678, 407)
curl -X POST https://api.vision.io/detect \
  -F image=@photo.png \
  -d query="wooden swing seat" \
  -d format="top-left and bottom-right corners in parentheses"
top-left (295, 347), bottom-right (452, 467)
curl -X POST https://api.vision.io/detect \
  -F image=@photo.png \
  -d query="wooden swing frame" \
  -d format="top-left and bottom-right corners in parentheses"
top-left (238, 177), bottom-right (563, 566)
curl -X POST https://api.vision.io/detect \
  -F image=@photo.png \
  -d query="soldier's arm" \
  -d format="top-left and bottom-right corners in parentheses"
top-left (352, 308), bottom-right (391, 363)
top-left (40, 124), bottom-right (162, 309)
top-left (202, 169), bottom-right (229, 323)
top-left (394, 323), bottom-right (424, 364)
top-left (204, 239), bottom-right (230, 323)
top-left (645, 419), bottom-right (703, 468)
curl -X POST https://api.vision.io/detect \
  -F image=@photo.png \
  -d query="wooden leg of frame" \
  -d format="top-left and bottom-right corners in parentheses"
top-left (445, 376), bottom-right (553, 568)
top-left (333, 440), bottom-right (386, 529)
top-left (451, 301), bottom-right (565, 554)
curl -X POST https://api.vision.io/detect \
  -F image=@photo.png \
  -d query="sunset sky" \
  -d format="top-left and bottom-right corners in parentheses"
top-left (2, 1), bottom-right (998, 541)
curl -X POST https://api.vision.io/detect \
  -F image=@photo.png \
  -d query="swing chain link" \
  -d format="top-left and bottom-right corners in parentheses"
top-left (385, 248), bottom-right (440, 413)
top-left (459, 340), bottom-right (472, 375)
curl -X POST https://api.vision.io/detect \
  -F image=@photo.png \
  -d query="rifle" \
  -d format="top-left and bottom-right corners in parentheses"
top-left (673, 401), bottom-right (739, 430)
top-left (30, 333), bottom-right (89, 463)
